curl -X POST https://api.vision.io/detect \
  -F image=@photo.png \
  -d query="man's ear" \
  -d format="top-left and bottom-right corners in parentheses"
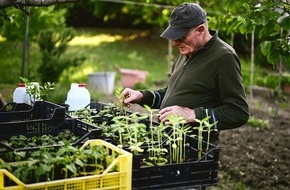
top-left (196, 25), bottom-right (205, 34)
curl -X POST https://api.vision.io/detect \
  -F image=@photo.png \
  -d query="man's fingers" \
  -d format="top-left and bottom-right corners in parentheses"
top-left (159, 109), bottom-right (171, 123)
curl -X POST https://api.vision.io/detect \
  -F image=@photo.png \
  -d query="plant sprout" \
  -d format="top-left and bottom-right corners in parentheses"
top-left (111, 112), bottom-right (148, 155)
top-left (164, 115), bottom-right (192, 164)
top-left (20, 77), bottom-right (55, 105)
top-left (114, 86), bottom-right (127, 115)
top-left (142, 105), bottom-right (169, 166)
top-left (194, 116), bottom-right (217, 160)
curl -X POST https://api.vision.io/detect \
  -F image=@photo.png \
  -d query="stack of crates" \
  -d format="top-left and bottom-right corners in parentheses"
top-left (72, 102), bottom-right (221, 190)
top-left (0, 101), bottom-right (132, 190)
top-left (0, 101), bottom-right (102, 147)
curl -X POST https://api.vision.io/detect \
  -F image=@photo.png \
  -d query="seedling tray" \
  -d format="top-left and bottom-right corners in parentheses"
top-left (0, 119), bottom-right (102, 160)
top-left (68, 102), bottom-right (154, 131)
top-left (84, 101), bottom-right (158, 126)
top-left (84, 102), bottom-right (220, 189)
top-left (131, 135), bottom-right (220, 189)
top-left (86, 101), bottom-right (108, 111)
top-left (0, 101), bottom-right (65, 123)
top-left (0, 139), bottom-right (133, 190)
top-left (0, 102), bottom-right (32, 112)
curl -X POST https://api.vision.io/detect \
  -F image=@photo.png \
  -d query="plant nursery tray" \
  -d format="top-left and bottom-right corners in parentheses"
top-left (0, 119), bottom-right (102, 157)
top-left (131, 135), bottom-right (220, 189)
top-left (66, 101), bottom-right (113, 123)
top-left (68, 102), bottom-right (139, 126)
top-left (0, 139), bottom-right (133, 190)
top-left (86, 101), bottom-right (108, 111)
top-left (0, 102), bottom-right (32, 112)
top-left (86, 101), bottom-right (159, 126)
top-left (0, 101), bottom-right (66, 123)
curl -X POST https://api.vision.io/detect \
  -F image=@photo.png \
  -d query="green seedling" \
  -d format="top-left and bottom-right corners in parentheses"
top-left (143, 105), bottom-right (169, 166)
top-left (165, 115), bottom-right (192, 164)
top-left (1, 143), bottom-right (112, 184)
top-left (20, 77), bottom-right (55, 105)
top-left (194, 116), bottom-right (217, 160)
top-left (114, 86), bottom-right (127, 115)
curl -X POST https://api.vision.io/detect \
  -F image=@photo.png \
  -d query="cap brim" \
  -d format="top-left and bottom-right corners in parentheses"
top-left (160, 25), bottom-right (188, 40)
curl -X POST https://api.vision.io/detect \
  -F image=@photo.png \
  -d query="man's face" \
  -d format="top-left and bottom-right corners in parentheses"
top-left (172, 25), bottom-right (204, 56)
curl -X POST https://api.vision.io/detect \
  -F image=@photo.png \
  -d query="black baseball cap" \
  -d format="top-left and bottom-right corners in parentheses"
top-left (160, 3), bottom-right (207, 40)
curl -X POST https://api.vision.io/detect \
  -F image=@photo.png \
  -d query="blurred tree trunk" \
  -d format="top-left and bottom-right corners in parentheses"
top-left (0, 0), bottom-right (78, 9)
top-left (249, 29), bottom-right (255, 103)
top-left (21, 7), bottom-right (30, 78)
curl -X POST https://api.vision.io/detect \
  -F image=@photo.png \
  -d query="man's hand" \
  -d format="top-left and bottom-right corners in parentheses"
top-left (159, 105), bottom-right (196, 123)
top-left (120, 88), bottom-right (143, 108)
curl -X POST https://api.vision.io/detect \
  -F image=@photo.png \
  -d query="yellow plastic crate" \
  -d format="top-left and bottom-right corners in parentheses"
top-left (0, 139), bottom-right (132, 190)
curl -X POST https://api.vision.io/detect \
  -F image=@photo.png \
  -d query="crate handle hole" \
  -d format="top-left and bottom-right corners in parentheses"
top-left (171, 170), bottom-right (181, 177)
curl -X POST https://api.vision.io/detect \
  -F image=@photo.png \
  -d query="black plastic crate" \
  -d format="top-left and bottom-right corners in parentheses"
top-left (86, 101), bottom-right (158, 124)
top-left (85, 101), bottom-right (108, 111)
top-left (0, 119), bottom-right (102, 161)
top-left (0, 101), bottom-right (66, 123)
top-left (68, 102), bottom-right (133, 125)
top-left (65, 102), bottom-right (108, 115)
top-left (131, 135), bottom-right (220, 189)
top-left (0, 102), bottom-right (32, 112)
top-left (0, 118), bottom-right (101, 143)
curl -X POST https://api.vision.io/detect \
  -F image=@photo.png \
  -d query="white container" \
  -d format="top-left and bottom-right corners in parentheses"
top-left (65, 83), bottom-right (91, 111)
top-left (65, 83), bottom-right (79, 111)
top-left (13, 83), bottom-right (27, 103)
top-left (78, 83), bottom-right (91, 109)
top-left (88, 72), bottom-right (116, 94)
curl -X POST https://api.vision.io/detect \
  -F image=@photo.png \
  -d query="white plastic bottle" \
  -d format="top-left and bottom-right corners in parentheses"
top-left (13, 83), bottom-right (27, 103)
top-left (65, 83), bottom-right (79, 111)
top-left (78, 83), bottom-right (91, 109)
top-left (65, 83), bottom-right (91, 111)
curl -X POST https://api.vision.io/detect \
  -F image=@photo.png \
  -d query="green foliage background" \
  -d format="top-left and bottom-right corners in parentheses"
top-left (0, 0), bottom-right (289, 103)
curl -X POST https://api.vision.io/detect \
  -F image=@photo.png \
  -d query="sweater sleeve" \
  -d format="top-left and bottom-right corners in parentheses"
top-left (194, 53), bottom-right (249, 130)
top-left (138, 88), bottom-right (167, 109)
top-left (137, 61), bottom-right (177, 109)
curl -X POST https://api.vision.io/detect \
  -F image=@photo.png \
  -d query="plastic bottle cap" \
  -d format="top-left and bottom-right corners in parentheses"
top-left (79, 83), bottom-right (86, 87)
top-left (18, 83), bottom-right (25, 87)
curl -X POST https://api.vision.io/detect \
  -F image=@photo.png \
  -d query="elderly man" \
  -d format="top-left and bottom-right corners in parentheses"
top-left (121, 2), bottom-right (249, 143)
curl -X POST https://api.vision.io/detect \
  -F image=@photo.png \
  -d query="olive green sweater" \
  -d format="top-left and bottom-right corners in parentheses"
top-left (139, 31), bottom-right (249, 131)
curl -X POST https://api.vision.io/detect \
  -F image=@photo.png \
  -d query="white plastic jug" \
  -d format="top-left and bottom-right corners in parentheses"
top-left (13, 83), bottom-right (27, 103)
top-left (65, 83), bottom-right (91, 111)
top-left (78, 83), bottom-right (91, 109)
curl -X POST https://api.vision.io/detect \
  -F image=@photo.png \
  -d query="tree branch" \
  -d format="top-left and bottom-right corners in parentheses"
top-left (0, 0), bottom-right (79, 9)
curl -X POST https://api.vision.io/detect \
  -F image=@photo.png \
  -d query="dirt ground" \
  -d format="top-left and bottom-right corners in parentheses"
top-left (102, 94), bottom-right (290, 190)
top-left (216, 96), bottom-right (290, 190)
